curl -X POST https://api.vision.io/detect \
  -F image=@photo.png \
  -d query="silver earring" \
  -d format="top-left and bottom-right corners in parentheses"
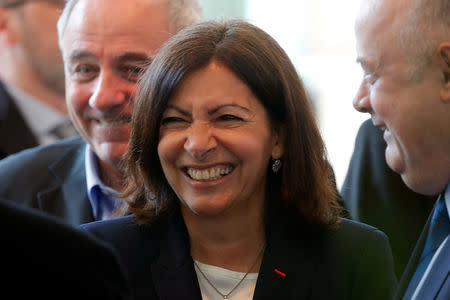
top-left (272, 159), bottom-right (282, 173)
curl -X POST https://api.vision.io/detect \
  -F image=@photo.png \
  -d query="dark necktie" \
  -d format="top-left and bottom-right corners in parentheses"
top-left (403, 194), bottom-right (450, 299)
top-left (91, 185), bottom-right (116, 220)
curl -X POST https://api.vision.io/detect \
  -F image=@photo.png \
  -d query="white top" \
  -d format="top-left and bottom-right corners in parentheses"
top-left (194, 260), bottom-right (259, 300)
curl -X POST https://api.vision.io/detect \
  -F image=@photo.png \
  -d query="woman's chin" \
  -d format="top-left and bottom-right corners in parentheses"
top-left (181, 200), bottom-right (232, 219)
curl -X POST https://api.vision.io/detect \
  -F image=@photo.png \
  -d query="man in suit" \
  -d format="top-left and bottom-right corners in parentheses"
top-left (353, 0), bottom-right (450, 299)
top-left (0, 0), bottom-right (203, 226)
top-left (0, 0), bottom-right (76, 158)
top-left (1, 197), bottom-right (131, 299)
top-left (341, 119), bottom-right (434, 278)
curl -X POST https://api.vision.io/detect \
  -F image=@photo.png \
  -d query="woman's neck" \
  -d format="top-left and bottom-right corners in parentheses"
top-left (183, 204), bottom-right (266, 273)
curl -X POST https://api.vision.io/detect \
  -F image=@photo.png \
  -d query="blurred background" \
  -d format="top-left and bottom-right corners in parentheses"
top-left (198, 0), bottom-right (368, 189)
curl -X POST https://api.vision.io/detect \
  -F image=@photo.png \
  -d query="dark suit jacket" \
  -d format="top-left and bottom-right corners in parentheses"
top-left (0, 198), bottom-right (131, 299)
top-left (395, 196), bottom-right (450, 300)
top-left (0, 81), bottom-right (38, 159)
top-left (341, 119), bottom-right (435, 278)
top-left (81, 210), bottom-right (397, 300)
top-left (0, 136), bottom-right (94, 225)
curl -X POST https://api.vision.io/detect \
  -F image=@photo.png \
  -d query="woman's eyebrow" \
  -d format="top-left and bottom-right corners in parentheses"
top-left (165, 104), bottom-right (190, 117)
top-left (209, 103), bottom-right (250, 115)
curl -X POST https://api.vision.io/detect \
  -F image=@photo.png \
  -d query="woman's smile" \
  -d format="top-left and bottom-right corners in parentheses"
top-left (185, 165), bottom-right (234, 181)
top-left (157, 61), bottom-right (280, 216)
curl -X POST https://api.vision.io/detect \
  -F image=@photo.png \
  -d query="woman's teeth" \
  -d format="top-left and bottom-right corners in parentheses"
top-left (187, 166), bottom-right (233, 181)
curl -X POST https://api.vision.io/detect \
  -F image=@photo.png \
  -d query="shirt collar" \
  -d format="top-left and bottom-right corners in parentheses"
top-left (85, 145), bottom-right (119, 220)
top-left (85, 145), bottom-right (118, 196)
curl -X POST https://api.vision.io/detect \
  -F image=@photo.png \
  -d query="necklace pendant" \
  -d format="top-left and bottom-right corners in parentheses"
top-left (223, 296), bottom-right (228, 299)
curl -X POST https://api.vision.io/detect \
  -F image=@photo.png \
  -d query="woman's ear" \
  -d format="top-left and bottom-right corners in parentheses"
top-left (439, 42), bottom-right (450, 103)
top-left (271, 126), bottom-right (284, 159)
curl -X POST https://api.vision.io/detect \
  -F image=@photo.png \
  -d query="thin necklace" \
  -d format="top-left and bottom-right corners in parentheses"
top-left (193, 243), bottom-right (266, 299)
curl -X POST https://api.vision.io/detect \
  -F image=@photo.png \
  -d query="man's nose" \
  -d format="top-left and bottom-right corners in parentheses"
top-left (353, 81), bottom-right (372, 113)
top-left (89, 73), bottom-right (129, 110)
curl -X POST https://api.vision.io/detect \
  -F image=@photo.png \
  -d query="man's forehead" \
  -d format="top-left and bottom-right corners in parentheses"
top-left (62, 0), bottom-right (171, 57)
top-left (356, 0), bottom-right (409, 30)
top-left (355, 0), bottom-right (411, 70)
top-left (66, 0), bottom-right (170, 37)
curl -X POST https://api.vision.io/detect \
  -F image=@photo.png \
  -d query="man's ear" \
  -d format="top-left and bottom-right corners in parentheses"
top-left (439, 42), bottom-right (450, 103)
top-left (0, 8), bottom-right (18, 45)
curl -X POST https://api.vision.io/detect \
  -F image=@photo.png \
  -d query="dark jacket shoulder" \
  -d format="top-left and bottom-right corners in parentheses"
top-left (1, 198), bottom-right (131, 299)
top-left (0, 135), bottom-right (84, 168)
top-left (0, 135), bottom-right (85, 189)
top-left (0, 136), bottom-right (91, 225)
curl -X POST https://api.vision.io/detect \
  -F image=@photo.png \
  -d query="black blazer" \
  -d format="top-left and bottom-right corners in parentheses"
top-left (0, 136), bottom-right (94, 225)
top-left (341, 119), bottom-right (435, 278)
top-left (0, 81), bottom-right (38, 159)
top-left (81, 210), bottom-right (397, 300)
top-left (394, 195), bottom-right (450, 300)
top-left (0, 198), bottom-right (131, 299)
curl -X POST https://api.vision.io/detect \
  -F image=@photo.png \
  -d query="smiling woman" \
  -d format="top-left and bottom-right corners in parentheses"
top-left (82, 20), bottom-right (397, 300)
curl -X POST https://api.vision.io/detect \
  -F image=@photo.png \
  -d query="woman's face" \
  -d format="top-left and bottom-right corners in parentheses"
top-left (157, 61), bottom-right (283, 218)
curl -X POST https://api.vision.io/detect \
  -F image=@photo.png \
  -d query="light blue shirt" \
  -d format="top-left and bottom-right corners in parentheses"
top-left (85, 145), bottom-right (119, 220)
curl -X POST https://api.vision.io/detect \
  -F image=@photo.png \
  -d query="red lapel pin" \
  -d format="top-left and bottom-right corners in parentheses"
top-left (274, 269), bottom-right (286, 277)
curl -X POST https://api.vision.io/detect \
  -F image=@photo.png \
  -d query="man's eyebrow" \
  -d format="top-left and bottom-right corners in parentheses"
top-left (115, 52), bottom-right (152, 64)
top-left (68, 51), bottom-right (152, 64)
top-left (68, 50), bottom-right (95, 63)
top-left (356, 56), bottom-right (382, 74)
top-left (356, 57), bottom-right (368, 69)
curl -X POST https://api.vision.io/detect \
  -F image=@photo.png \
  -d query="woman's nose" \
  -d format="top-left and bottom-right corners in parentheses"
top-left (184, 121), bottom-right (217, 161)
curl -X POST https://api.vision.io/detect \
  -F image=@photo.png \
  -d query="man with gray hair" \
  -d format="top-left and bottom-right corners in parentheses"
top-left (0, 0), bottom-right (202, 226)
top-left (353, 0), bottom-right (449, 299)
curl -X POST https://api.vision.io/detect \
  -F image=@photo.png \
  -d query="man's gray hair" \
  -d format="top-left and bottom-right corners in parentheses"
top-left (57, 0), bottom-right (203, 51)
top-left (400, 0), bottom-right (450, 81)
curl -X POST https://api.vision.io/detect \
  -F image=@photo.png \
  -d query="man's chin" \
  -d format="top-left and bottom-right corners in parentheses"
top-left (95, 141), bottom-right (128, 168)
top-left (385, 147), bottom-right (405, 175)
top-left (401, 172), bottom-right (448, 196)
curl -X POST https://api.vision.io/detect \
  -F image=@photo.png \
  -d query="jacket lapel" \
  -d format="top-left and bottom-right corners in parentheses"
top-left (150, 212), bottom-right (317, 300)
top-left (395, 209), bottom-right (432, 299)
top-left (151, 212), bottom-right (203, 300)
top-left (37, 139), bottom-right (93, 225)
top-left (414, 236), bottom-right (450, 299)
top-left (253, 219), bottom-right (315, 300)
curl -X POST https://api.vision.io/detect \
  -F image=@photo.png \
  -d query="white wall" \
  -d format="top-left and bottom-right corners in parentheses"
top-left (199, 0), bottom-right (368, 189)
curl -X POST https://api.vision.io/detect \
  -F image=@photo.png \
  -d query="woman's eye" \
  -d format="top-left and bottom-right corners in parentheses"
top-left (160, 117), bottom-right (186, 125)
top-left (217, 114), bottom-right (243, 122)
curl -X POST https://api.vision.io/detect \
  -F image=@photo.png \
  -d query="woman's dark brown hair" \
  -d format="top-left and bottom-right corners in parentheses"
top-left (123, 19), bottom-right (341, 229)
